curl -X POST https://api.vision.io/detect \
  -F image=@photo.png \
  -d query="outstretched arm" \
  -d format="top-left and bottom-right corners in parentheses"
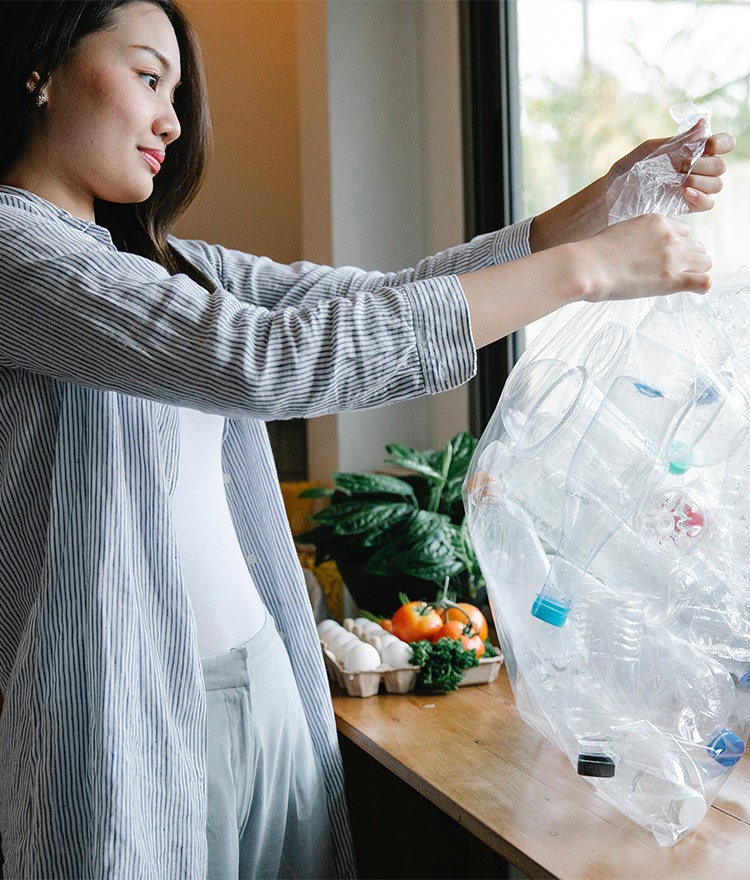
top-left (459, 212), bottom-right (711, 349)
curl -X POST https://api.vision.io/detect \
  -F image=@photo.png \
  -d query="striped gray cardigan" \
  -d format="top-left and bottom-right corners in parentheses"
top-left (0, 186), bottom-right (531, 879)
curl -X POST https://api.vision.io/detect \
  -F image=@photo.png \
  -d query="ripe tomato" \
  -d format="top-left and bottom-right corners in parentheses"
top-left (433, 620), bottom-right (486, 658)
top-left (379, 618), bottom-right (393, 633)
top-left (440, 603), bottom-right (489, 642)
top-left (391, 600), bottom-right (443, 643)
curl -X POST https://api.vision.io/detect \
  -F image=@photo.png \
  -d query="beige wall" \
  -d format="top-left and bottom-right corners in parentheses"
top-left (175, 0), bottom-right (305, 263)
top-left (171, 0), bottom-right (468, 478)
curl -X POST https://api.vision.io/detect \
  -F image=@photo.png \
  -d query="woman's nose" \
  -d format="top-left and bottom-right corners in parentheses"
top-left (155, 102), bottom-right (181, 145)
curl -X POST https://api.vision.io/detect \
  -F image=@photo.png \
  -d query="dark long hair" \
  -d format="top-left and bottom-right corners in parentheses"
top-left (0, 0), bottom-right (213, 287)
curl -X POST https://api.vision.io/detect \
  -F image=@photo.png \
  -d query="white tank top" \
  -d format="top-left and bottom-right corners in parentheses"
top-left (171, 406), bottom-right (267, 657)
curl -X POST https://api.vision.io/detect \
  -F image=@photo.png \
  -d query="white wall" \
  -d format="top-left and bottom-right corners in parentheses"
top-left (305, 0), bottom-right (469, 480)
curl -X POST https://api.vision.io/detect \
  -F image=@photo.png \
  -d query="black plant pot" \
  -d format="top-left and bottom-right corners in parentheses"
top-left (336, 562), bottom-right (441, 618)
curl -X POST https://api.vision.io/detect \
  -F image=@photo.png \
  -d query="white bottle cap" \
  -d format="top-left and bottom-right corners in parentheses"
top-left (675, 793), bottom-right (707, 829)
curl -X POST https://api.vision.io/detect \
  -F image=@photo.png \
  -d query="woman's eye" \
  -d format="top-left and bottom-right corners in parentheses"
top-left (139, 72), bottom-right (160, 90)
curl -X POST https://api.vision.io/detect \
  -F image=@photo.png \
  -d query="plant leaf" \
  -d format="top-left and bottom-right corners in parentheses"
top-left (440, 481), bottom-right (465, 513)
top-left (384, 443), bottom-right (443, 481)
top-left (443, 522), bottom-right (468, 557)
top-left (403, 509), bottom-right (450, 542)
top-left (332, 472), bottom-right (416, 499)
top-left (446, 431), bottom-right (478, 481)
top-left (312, 500), bottom-right (413, 536)
top-left (298, 486), bottom-right (334, 499)
top-left (389, 552), bottom-right (464, 583)
top-left (359, 514), bottom-right (413, 548)
top-left (437, 444), bottom-right (453, 480)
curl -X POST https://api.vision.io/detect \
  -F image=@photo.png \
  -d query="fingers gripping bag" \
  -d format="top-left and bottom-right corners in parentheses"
top-left (464, 104), bottom-right (750, 846)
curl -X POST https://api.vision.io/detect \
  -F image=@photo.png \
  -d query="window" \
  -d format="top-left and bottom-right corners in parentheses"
top-left (519, 0), bottom-right (750, 346)
top-left (468, 0), bottom-right (750, 429)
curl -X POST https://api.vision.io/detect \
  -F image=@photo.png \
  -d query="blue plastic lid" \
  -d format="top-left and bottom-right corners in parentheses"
top-left (708, 727), bottom-right (745, 767)
top-left (531, 593), bottom-right (569, 627)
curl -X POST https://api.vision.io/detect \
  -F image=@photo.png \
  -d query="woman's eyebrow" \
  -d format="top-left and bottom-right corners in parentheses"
top-left (132, 44), bottom-right (174, 72)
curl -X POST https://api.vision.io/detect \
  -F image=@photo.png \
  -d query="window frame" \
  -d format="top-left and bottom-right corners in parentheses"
top-left (460, 0), bottom-right (523, 436)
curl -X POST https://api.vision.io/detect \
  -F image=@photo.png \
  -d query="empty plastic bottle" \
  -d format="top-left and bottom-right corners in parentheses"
top-left (630, 628), bottom-right (734, 745)
top-left (633, 459), bottom-right (709, 559)
top-left (532, 376), bottom-right (677, 626)
top-left (562, 589), bottom-right (646, 742)
top-left (587, 724), bottom-right (740, 846)
top-left (666, 561), bottom-right (750, 663)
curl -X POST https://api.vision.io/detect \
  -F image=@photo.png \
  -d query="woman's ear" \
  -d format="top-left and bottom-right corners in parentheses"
top-left (25, 71), bottom-right (42, 94)
top-left (26, 70), bottom-right (51, 108)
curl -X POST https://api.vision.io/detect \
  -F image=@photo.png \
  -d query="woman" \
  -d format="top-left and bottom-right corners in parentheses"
top-left (0, 1), bottom-right (734, 878)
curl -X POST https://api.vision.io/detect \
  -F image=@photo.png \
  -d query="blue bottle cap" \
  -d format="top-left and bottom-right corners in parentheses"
top-left (633, 382), bottom-right (664, 398)
top-left (530, 593), bottom-right (569, 627)
top-left (697, 385), bottom-right (720, 406)
top-left (708, 727), bottom-right (745, 767)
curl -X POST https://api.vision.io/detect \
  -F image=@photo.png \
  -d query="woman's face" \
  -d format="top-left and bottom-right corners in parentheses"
top-left (17, 1), bottom-right (182, 220)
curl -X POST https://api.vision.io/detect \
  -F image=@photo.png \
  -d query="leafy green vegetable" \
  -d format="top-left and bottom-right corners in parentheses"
top-left (409, 637), bottom-right (480, 692)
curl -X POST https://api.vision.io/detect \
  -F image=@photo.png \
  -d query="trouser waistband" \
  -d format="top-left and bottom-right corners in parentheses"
top-left (201, 612), bottom-right (280, 691)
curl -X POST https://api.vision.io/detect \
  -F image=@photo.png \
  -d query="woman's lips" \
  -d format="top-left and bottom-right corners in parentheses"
top-left (138, 148), bottom-right (165, 174)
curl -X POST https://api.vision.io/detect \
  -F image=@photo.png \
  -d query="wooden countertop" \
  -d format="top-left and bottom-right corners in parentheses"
top-left (333, 667), bottom-right (750, 880)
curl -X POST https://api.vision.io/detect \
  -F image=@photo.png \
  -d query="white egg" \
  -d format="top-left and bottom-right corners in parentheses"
top-left (317, 619), bottom-right (340, 639)
top-left (342, 641), bottom-right (381, 672)
top-left (327, 630), bottom-right (359, 655)
top-left (353, 622), bottom-right (378, 641)
top-left (319, 626), bottom-right (348, 649)
top-left (380, 639), bottom-right (413, 668)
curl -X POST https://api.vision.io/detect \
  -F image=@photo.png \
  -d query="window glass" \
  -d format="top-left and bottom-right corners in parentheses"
top-left (517, 0), bottom-right (750, 348)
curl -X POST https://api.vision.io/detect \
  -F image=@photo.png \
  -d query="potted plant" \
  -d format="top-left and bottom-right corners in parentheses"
top-left (295, 431), bottom-right (484, 617)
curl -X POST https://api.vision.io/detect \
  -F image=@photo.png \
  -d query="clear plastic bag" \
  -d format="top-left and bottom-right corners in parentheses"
top-left (464, 104), bottom-right (750, 846)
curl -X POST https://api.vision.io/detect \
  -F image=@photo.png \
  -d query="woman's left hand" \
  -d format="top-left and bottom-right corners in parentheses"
top-left (608, 120), bottom-right (736, 213)
top-left (683, 130), bottom-right (736, 211)
top-left (530, 122), bottom-right (735, 253)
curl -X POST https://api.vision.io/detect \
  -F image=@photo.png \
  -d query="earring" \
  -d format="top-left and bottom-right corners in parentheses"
top-left (35, 91), bottom-right (46, 107)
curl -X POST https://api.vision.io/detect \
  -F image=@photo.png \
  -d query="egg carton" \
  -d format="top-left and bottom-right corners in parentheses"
top-left (322, 645), bottom-right (419, 697)
top-left (323, 644), bottom-right (504, 698)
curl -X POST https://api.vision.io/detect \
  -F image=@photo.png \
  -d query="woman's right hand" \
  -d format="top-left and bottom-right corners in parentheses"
top-left (573, 212), bottom-right (712, 304)
top-left (459, 212), bottom-right (711, 349)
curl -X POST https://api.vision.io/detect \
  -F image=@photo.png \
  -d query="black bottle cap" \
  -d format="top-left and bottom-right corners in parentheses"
top-left (577, 753), bottom-right (616, 777)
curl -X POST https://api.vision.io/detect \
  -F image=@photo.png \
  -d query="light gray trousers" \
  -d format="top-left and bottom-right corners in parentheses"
top-left (202, 614), bottom-right (336, 880)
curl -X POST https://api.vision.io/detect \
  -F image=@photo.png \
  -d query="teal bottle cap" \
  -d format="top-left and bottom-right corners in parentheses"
top-left (531, 593), bottom-right (569, 627)
top-left (668, 440), bottom-right (694, 475)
